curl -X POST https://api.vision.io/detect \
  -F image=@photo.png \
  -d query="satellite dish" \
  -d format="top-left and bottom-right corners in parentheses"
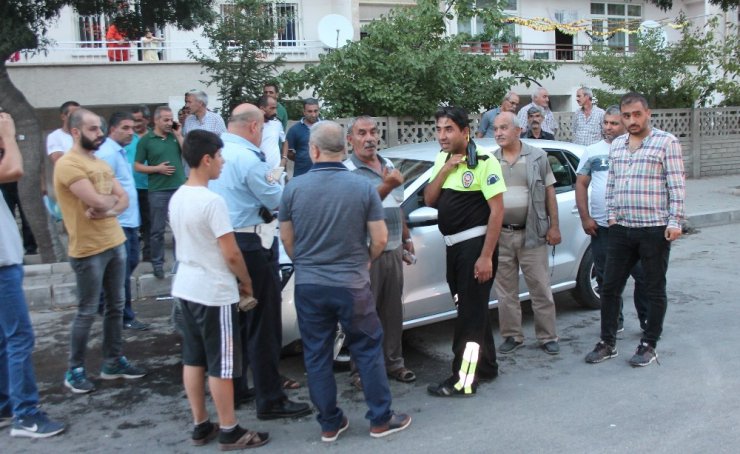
top-left (639, 20), bottom-right (667, 47)
top-left (318, 14), bottom-right (354, 49)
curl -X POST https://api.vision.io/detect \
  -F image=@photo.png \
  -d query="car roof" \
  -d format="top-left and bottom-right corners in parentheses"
top-left (380, 139), bottom-right (585, 162)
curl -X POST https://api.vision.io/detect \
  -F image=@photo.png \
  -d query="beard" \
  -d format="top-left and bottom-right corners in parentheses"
top-left (81, 134), bottom-right (104, 151)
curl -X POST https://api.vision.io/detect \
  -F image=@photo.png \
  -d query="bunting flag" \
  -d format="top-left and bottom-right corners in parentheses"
top-left (502, 15), bottom-right (688, 37)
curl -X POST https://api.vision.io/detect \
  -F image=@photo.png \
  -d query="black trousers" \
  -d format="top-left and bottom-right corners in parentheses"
top-left (233, 233), bottom-right (285, 412)
top-left (445, 235), bottom-right (499, 382)
top-left (137, 189), bottom-right (150, 258)
top-left (0, 182), bottom-right (37, 252)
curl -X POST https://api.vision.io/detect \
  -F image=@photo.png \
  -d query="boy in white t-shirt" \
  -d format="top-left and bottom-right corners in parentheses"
top-left (169, 130), bottom-right (269, 450)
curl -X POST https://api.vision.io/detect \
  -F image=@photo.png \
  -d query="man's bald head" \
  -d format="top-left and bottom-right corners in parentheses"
top-left (309, 121), bottom-right (346, 163)
top-left (228, 103), bottom-right (263, 143)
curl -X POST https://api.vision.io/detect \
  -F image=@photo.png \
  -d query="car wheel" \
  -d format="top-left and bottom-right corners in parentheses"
top-left (573, 246), bottom-right (601, 309)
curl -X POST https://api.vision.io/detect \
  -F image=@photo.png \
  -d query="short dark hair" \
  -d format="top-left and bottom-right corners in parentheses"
top-left (154, 105), bottom-right (172, 120)
top-left (434, 106), bottom-right (469, 131)
top-left (256, 95), bottom-right (272, 108)
top-left (620, 92), bottom-right (649, 109)
top-left (264, 81), bottom-right (280, 92)
top-left (108, 111), bottom-right (134, 130)
top-left (60, 101), bottom-right (80, 115)
top-left (303, 98), bottom-right (319, 107)
top-left (182, 130), bottom-right (224, 168)
top-left (131, 104), bottom-right (151, 118)
top-left (68, 108), bottom-right (93, 131)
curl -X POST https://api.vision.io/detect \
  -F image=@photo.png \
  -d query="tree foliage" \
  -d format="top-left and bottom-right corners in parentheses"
top-left (280, 0), bottom-right (556, 119)
top-left (190, 0), bottom-right (285, 116)
top-left (0, 1), bottom-right (214, 262)
top-left (646, 0), bottom-right (739, 11)
top-left (582, 17), bottom-right (740, 108)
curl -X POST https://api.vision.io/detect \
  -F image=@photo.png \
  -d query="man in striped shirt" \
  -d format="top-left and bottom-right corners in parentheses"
top-left (572, 86), bottom-right (605, 146)
top-left (585, 92), bottom-right (685, 368)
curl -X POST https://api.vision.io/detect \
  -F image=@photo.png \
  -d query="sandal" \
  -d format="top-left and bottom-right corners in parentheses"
top-left (349, 373), bottom-right (363, 391)
top-left (281, 375), bottom-right (301, 390)
top-left (219, 428), bottom-right (270, 450)
top-left (388, 367), bottom-right (416, 383)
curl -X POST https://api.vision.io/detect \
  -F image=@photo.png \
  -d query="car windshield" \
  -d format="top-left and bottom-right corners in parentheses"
top-left (388, 158), bottom-right (434, 189)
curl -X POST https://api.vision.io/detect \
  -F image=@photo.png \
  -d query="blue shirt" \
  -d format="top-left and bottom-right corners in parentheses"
top-left (286, 118), bottom-right (313, 177)
top-left (209, 132), bottom-right (282, 228)
top-left (95, 137), bottom-right (140, 228)
top-left (125, 133), bottom-right (148, 190)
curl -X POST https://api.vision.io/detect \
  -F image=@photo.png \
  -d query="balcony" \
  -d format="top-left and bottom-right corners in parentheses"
top-left (460, 42), bottom-right (615, 61)
top-left (6, 39), bottom-right (329, 65)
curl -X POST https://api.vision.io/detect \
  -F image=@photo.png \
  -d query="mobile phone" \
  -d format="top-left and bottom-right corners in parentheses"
top-left (466, 138), bottom-right (478, 169)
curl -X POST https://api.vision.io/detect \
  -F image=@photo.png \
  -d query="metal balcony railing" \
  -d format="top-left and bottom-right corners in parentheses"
top-left (460, 42), bottom-right (630, 61)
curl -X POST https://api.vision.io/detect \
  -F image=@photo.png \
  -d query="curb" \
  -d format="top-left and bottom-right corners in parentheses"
top-left (685, 209), bottom-right (740, 229)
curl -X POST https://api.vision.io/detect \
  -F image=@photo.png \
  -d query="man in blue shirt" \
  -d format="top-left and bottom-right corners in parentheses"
top-left (286, 98), bottom-right (320, 177)
top-left (95, 112), bottom-right (149, 330)
top-left (209, 103), bottom-right (310, 420)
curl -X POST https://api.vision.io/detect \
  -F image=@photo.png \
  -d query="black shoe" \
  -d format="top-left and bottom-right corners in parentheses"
top-left (257, 398), bottom-right (311, 420)
top-left (542, 341), bottom-right (560, 355)
top-left (498, 336), bottom-right (524, 354)
top-left (153, 267), bottom-right (165, 279)
top-left (427, 378), bottom-right (475, 397)
top-left (191, 420), bottom-right (218, 446)
top-left (234, 387), bottom-right (256, 408)
top-left (124, 319), bottom-right (150, 330)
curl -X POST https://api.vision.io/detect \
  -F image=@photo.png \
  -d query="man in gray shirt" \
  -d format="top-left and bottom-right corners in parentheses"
top-left (279, 121), bottom-right (411, 442)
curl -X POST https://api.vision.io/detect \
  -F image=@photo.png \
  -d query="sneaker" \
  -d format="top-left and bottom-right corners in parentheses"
top-left (191, 420), bottom-right (219, 446)
top-left (124, 319), bottom-right (150, 330)
top-left (370, 412), bottom-right (411, 438)
top-left (10, 411), bottom-right (65, 438)
top-left (498, 336), bottom-right (524, 354)
top-left (64, 367), bottom-right (95, 393)
top-left (153, 267), bottom-right (165, 279)
top-left (542, 341), bottom-right (560, 355)
top-left (584, 341), bottom-right (618, 364)
top-left (617, 319), bottom-right (625, 333)
top-left (100, 356), bottom-right (146, 379)
top-left (629, 342), bottom-right (658, 367)
top-left (321, 416), bottom-right (349, 442)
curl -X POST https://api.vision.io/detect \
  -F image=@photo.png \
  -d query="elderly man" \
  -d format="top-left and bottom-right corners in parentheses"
top-left (517, 87), bottom-right (557, 137)
top-left (280, 120), bottom-right (411, 442)
top-left (424, 106), bottom-right (506, 397)
top-left (344, 116), bottom-right (416, 386)
top-left (493, 112), bottom-right (561, 356)
top-left (573, 86), bottom-right (605, 146)
top-left (520, 105), bottom-right (555, 140)
top-left (209, 104), bottom-right (310, 420)
top-left (182, 90), bottom-right (226, 136)
top-left (585, 92), bottom-right (685, 367)
top-left (286, 98), bottom-right (320, 177)
top-left (476, 91), bottom-right (520, 138)
top-left (54, 109), bottom-right (146, 394)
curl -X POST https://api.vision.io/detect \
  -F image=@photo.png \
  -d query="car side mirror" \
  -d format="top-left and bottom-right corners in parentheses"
top-left (407, 206), bottom-right (438, 227)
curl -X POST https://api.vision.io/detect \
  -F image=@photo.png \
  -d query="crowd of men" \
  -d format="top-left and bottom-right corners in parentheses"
top-left (0, 85), bottom-right (685, 447)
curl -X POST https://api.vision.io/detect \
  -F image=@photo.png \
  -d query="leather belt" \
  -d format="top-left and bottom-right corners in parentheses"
top-left (444, 225), bottom-right (487, 247)
top-left (234, 225), bottom-right (261, 234)
top-left (501, 224), bottom-right (526, 231)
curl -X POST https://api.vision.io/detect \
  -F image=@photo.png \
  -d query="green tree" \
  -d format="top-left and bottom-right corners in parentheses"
top-left (0, 1), bottom-right (214, 262)
top-left (583, 18), bottom-right (739, 108)
top-left (281, 0), bottom-right (556, 118)
top-left (647, 0), bottom-right (739, 11)
top-left (190, 0), bottom-right (286, 115)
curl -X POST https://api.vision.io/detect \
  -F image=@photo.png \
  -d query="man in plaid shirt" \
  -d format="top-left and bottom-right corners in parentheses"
top-left (585, 92), bottom-right (685, 368)
top-left (572, 87), bottom-right (605, 146)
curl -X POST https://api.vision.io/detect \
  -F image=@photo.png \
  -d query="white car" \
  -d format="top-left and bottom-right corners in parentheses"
top-left (279, 139), bottom-right (599, 346)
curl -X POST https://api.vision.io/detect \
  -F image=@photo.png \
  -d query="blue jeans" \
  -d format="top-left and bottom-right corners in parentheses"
top-left (0, 265), bottom-right (40, 418)
top-left (69, 244), bottom-right (126, 369)
top-left (601, 225), bottom-right (671, 348)
top-left (591, 226), bottom-right (648, 324)
top-left (148, 189), bottom-right (175, 269)
top-left (295, 283), bottom-right (392, 432)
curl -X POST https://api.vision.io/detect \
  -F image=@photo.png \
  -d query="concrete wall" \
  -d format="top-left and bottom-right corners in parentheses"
top-left (700, 136), bottom-right (740, 177)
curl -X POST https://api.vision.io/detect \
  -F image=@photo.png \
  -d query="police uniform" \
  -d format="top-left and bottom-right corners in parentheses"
top-left (428, 148), bottom-right (506, 383)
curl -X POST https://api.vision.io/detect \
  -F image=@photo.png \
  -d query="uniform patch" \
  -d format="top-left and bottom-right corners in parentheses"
top-left (462, 171), bottom-right (474, 188)
top-left (487, 174), bottom-right (500, 185)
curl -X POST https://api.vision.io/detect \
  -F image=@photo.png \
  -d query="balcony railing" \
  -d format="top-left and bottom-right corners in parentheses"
top-left (6, 40), bottom-right (329, 64)
top-left (461, 42), bottom-right (619, 61)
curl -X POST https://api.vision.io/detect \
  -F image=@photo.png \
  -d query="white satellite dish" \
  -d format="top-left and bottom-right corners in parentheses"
top-left (318, 14), bottom-right (354, 49)
top-left (639, 20), bottom-right (667, 47)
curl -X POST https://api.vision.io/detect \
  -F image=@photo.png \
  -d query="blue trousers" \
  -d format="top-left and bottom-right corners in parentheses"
top-left (0, 264), bottom-right (40, 418)
top-left (295, 283), bottom-right (392, 432)
top-left (601, 225), bottom-right (671, 347)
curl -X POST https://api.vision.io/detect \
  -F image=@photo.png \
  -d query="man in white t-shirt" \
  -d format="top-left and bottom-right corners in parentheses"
top-left (575, 105), bottom-right (647, 334)
top-left (169, 129), bottom-right (269, 450)
top-left (257, 95), bottom-right (287, 170)
top-left (46, 101), bottom-right (80, 164)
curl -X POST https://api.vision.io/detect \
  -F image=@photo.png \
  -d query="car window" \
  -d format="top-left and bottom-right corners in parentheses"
top-left (545, 149), bottom-right (576, 192)
top-left (563, 150), bottom-right (580, 170)
top-left (388, 158), bottom-right (434, 190)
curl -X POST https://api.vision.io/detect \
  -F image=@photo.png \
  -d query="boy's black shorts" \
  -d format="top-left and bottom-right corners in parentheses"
top-left (180, 299), bottom-right (242, 379)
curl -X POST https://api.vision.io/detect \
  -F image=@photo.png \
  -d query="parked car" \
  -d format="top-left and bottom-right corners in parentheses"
top-left (278, 138), bottom-right (599, 346)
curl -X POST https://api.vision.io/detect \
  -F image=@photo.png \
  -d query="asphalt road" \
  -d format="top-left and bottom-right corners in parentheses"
top-left (6, 223), bottom-right (740, 453)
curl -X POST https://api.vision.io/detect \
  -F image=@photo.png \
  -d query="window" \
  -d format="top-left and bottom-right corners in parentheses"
top-left (220, 1), bottom-right (299, 45)
top-left (77, 14), bottom-right (109, 47)
top-left (457, 0), bottom-right (517, 38)
top-left (590, 2), bottom-right (642, 51)
top-left (545, 150), bottom-right (577, 191)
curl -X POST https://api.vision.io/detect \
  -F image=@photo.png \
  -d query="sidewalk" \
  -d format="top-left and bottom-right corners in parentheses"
top-left (20, 174), bottom-right (740, 310)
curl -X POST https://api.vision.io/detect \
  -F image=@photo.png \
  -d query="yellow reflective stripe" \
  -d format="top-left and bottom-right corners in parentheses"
top-left (454, 342), bottom-right (480, 394)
